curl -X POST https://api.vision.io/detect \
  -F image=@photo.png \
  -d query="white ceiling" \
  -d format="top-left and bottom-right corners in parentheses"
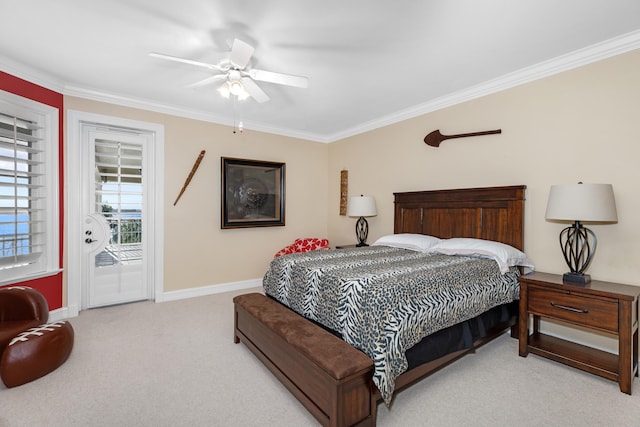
top-left (2, 1), bottom-right (640, 142)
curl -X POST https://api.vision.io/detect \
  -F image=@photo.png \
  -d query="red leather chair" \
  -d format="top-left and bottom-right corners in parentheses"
top-left (0, 286), bottom-right (49, 351)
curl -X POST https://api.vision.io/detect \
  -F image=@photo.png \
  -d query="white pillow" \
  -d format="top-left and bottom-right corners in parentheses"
top-left (429, 238), bottom-right (535, 274)
top-left (372, 233), bottom-right (441, 252)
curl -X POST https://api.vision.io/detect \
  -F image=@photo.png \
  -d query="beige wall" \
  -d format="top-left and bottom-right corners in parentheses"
top-left (64, 48), bottom-right (639, 303)
top-left (327, 49), bottom-right (640, 351)
top-left (64, 97), bottom-right (329, 292)
top-left (329, 49), bottom-right (640, 289)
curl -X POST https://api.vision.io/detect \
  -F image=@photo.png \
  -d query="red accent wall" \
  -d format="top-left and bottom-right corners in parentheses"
top-left (0, 71), bottom-right (64, 310)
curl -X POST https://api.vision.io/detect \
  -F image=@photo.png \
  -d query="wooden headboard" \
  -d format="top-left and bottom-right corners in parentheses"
top-left (394, 185), bottom-right (526, 251)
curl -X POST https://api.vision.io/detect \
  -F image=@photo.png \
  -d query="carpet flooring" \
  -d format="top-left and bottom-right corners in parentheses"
top-left (1, 288), bottom-right (639, 426)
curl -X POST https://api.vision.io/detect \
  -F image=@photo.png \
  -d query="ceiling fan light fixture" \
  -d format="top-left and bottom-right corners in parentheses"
top-left (229, 80), bottom-right (244, 96)
top-left (217, 82), bottom-right (230, 99)
top-left (217, 79), bottom-right (249, 101)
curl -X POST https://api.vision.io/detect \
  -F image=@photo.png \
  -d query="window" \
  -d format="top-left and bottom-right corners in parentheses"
top-left (94, 138), bottom-right (143, 265)
top-left (0, 90), bottom-right (59, 285)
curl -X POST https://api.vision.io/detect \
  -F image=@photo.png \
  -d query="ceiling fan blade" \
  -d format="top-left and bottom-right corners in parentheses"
top-left (186, 74), bottom-right (227, 89)
top-left (241, 77), bottom-right (270, 103)
top-left (249, 69), bottom-right (308, 88)
top-left (149, 52), bottom-right (224, 71)
top-left (229, 39), bottom-right (254, 69)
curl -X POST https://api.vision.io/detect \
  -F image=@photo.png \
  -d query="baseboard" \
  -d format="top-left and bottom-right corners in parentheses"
top-left (157, 278), bottom-right (262, 303)
top-left (54, 279), bottom-right (262, 319)
top-left (49, 307), bottom-right (71, 322)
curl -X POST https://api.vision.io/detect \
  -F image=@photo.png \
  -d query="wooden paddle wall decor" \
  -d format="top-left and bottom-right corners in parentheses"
top-left (424, 129), bottom-right (501, 147)
top-left (173, 150), bottom-right (206, 206)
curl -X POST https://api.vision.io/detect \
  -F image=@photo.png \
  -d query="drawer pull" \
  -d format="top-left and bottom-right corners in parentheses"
top-left (550, 302), bottom-right (589, 314)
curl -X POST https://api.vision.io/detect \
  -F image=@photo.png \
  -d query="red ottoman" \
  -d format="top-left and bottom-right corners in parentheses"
top-left (0, 320), bottom-right (74, 388)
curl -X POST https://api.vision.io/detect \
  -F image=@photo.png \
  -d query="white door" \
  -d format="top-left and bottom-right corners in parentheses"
top-left (81, 127), bottom-right (152, 308)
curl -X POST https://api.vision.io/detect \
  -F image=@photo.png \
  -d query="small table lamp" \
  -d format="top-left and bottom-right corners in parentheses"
top-left (545, 182), bottom-right (618, 284)
top-left (347, 195), bottom-right (377, 247)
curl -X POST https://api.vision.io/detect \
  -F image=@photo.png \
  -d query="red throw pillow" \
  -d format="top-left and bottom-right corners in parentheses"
top-left (274, 238), bottom-right (330, 258)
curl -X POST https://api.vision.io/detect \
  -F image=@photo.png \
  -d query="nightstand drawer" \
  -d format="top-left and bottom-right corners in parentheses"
top-left (528, 286), bottom-right (618, 332)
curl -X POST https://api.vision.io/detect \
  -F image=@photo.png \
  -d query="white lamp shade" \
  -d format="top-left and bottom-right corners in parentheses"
top-left (545, 183), bottom-right (617, 222)
top-left (347, 195), bottom-right (377, 217)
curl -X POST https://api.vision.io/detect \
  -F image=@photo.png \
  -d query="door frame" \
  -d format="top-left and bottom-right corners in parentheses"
top-left (67, 110), bottom-right (164, 317)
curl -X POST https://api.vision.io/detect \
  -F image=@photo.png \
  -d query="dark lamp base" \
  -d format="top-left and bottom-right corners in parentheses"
top-left (563, 272), bottom-right (591, 284)
top-left (355, 243), bottom-right (369, 247)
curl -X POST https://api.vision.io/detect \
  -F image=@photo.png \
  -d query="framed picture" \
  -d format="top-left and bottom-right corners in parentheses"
top-left (221, 157), bottom-right (285, 228)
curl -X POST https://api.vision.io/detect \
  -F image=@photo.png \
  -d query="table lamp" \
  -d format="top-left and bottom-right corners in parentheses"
top-left (545, 182), bottom-right (617, 283)
top-left (347, 195), bottom-right (377, 247)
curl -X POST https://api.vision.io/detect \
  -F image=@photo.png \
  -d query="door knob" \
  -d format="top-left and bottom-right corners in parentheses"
top-left (85, 238), bottom-right (97, 244)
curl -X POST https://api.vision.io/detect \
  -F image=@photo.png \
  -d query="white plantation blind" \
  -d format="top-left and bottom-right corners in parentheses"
top-left (0, 112), bottom-right (45, 269)
top-left (0, 91), bottom-right (58, 285)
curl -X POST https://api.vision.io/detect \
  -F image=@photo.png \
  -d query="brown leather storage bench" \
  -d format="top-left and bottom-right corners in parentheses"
top-left (1, 320), bottom-right (74, 388)
top-left (234, 293), bottom-right (375, 427)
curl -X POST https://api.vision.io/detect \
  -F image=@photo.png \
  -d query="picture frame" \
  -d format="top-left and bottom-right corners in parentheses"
top-left (221, 157), bottom-right (285, 229)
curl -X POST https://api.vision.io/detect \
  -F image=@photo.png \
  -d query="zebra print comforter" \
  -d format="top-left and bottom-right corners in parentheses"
top-left (262, 245), bottom-right (520, 405)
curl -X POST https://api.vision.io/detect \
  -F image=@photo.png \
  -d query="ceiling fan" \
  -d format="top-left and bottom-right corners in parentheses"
top-left (149, 39), bottom-right (308, 103)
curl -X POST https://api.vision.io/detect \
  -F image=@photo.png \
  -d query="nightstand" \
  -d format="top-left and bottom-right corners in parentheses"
top-left (518, 272), bottom-right (640, 394)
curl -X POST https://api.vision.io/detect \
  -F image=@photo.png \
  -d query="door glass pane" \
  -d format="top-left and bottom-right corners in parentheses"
top-left (94, 139), bottom-right (143, 267)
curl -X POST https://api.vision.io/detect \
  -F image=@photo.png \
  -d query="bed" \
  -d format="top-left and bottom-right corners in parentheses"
top-left (234, 185), bottom-right (527, 426)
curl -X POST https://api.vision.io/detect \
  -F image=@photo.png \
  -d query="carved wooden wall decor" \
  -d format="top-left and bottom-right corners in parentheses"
top-left (340, 170), bottom-right (348, 215)
top-left (424, 129), bottom-right (501, 147)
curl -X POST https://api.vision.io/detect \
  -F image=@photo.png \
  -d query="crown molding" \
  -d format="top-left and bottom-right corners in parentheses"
top-left (4, 30), bottom-right (640, 144)
top-left (63, 85), bottom-right (329, 143)
top-left (327, 29), bottom-right (640, 143)
top-left (0, 56), bottom-right (66, 94)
